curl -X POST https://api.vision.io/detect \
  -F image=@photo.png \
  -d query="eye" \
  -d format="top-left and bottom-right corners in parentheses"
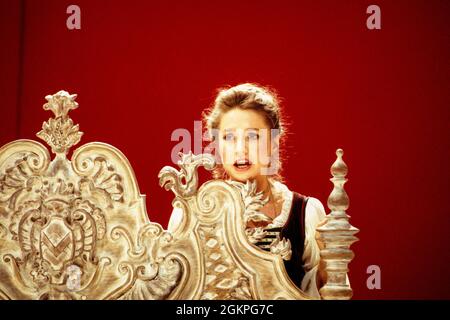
top-left (223, 132), bottom-right (235, 141)
top-left (247, 131), bottom-right (259, 140)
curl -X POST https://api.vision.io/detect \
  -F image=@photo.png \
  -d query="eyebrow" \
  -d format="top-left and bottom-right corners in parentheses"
top-left (222, 128), bottom-right (260, 132)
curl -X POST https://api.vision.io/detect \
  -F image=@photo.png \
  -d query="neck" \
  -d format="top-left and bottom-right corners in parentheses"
top-left (255, 176), bottom-right (271, 201)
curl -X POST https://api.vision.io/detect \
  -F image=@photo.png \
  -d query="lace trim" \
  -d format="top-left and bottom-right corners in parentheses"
top-left (267, 179), bottom-right (294, 228)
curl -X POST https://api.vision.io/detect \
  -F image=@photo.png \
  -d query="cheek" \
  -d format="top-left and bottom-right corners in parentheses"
top-left (247, 141), bottom-right (258, 161)
top-left (247, 140), bottom-right (272, 163)
top-left (219, 141), bottom-right (233, 164)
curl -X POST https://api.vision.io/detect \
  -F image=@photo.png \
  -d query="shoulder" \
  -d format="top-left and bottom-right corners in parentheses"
top-left (305, 197), bottom-right (326, 217)
top-left (303, 196), bottom-right (326, 234)
top-left (293, 193), bottom-right (326, 218)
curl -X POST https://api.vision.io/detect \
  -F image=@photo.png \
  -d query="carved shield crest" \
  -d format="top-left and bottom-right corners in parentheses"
top-left (40, 216), bottom-right (74, 272)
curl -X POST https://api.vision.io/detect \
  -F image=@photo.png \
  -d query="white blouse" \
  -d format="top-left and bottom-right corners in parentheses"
top-left (167, 179), bottom-right (327, 299)
top-left (268, 179), bottom-right (326, 299)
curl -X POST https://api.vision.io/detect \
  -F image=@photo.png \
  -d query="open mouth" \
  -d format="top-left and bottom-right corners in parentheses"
top-left (233, 159), bottom-right (252, 171)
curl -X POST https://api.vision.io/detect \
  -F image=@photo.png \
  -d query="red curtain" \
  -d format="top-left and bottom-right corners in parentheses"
top-left (1, 0), bottom-right (449, 299)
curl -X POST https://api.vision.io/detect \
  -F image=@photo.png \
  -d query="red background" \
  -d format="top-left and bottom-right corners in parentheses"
top-left (1, 0), bottom-right (449, 299)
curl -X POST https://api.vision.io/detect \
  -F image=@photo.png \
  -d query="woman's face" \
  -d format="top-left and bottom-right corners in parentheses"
top-left (218, 108), bottom-right (274, 182)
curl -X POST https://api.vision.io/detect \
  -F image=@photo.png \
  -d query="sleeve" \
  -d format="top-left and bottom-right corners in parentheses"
top-left (300, 197), bottom-right (326, 299)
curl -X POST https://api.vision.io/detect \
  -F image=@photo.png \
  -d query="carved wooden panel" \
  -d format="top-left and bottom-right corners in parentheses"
top-left (0, 91), bottom-right (358, 300)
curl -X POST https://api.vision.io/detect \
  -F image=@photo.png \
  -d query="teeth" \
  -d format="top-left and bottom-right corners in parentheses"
top-left (234, 159), bottom-right (250, 169)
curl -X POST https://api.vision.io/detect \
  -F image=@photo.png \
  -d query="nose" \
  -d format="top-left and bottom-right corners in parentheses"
top-left (235, 132), bottom-right (248, 157)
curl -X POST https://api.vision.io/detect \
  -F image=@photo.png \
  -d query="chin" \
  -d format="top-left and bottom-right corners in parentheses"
top-left (228, 169), bottom-right (259, 183)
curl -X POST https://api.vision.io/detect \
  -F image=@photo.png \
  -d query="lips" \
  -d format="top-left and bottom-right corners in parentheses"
top-left (233, 159), bottom-right (252, 171)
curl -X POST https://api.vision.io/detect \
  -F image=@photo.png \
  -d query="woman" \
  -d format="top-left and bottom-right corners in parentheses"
top-left (168, 83), bottom-right (327, 298)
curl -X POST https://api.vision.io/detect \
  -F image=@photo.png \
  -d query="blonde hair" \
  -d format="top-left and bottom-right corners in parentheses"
top-left (203, 83), bottom-right (286, 180)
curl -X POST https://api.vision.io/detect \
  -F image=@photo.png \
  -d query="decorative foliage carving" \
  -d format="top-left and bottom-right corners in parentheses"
top-left (227, 180), bottom-right (271, 225)
top-left (245, 227), bottom-right (267, 244)
top-left (269, 238), bottom-right (292, 261)
top-left (158, 152), bottom-right (215, 198)
top-left (36, 90), bottom-right (83, 155)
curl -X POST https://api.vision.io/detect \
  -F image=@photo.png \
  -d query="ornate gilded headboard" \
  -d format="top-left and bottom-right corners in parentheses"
top-left (0, 91), bottom-right (358, 300)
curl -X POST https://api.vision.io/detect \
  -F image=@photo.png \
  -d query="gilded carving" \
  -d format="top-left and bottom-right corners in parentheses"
top-left (0, 91), bottom-right (183, 300)
top-left (0, 90), bottom-right (358, 300)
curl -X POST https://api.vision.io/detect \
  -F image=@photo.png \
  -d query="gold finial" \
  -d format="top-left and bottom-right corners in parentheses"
top-left (330, 148), bottom-right (348, 178)
top-left (37, 90), bottom-right (83, 156)
top-left (317, 148), bottom-right (359, 300)
top-left (43, 90), bottom-right (79, 118)
top-left (328, 147), bottom-right (349, 212)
